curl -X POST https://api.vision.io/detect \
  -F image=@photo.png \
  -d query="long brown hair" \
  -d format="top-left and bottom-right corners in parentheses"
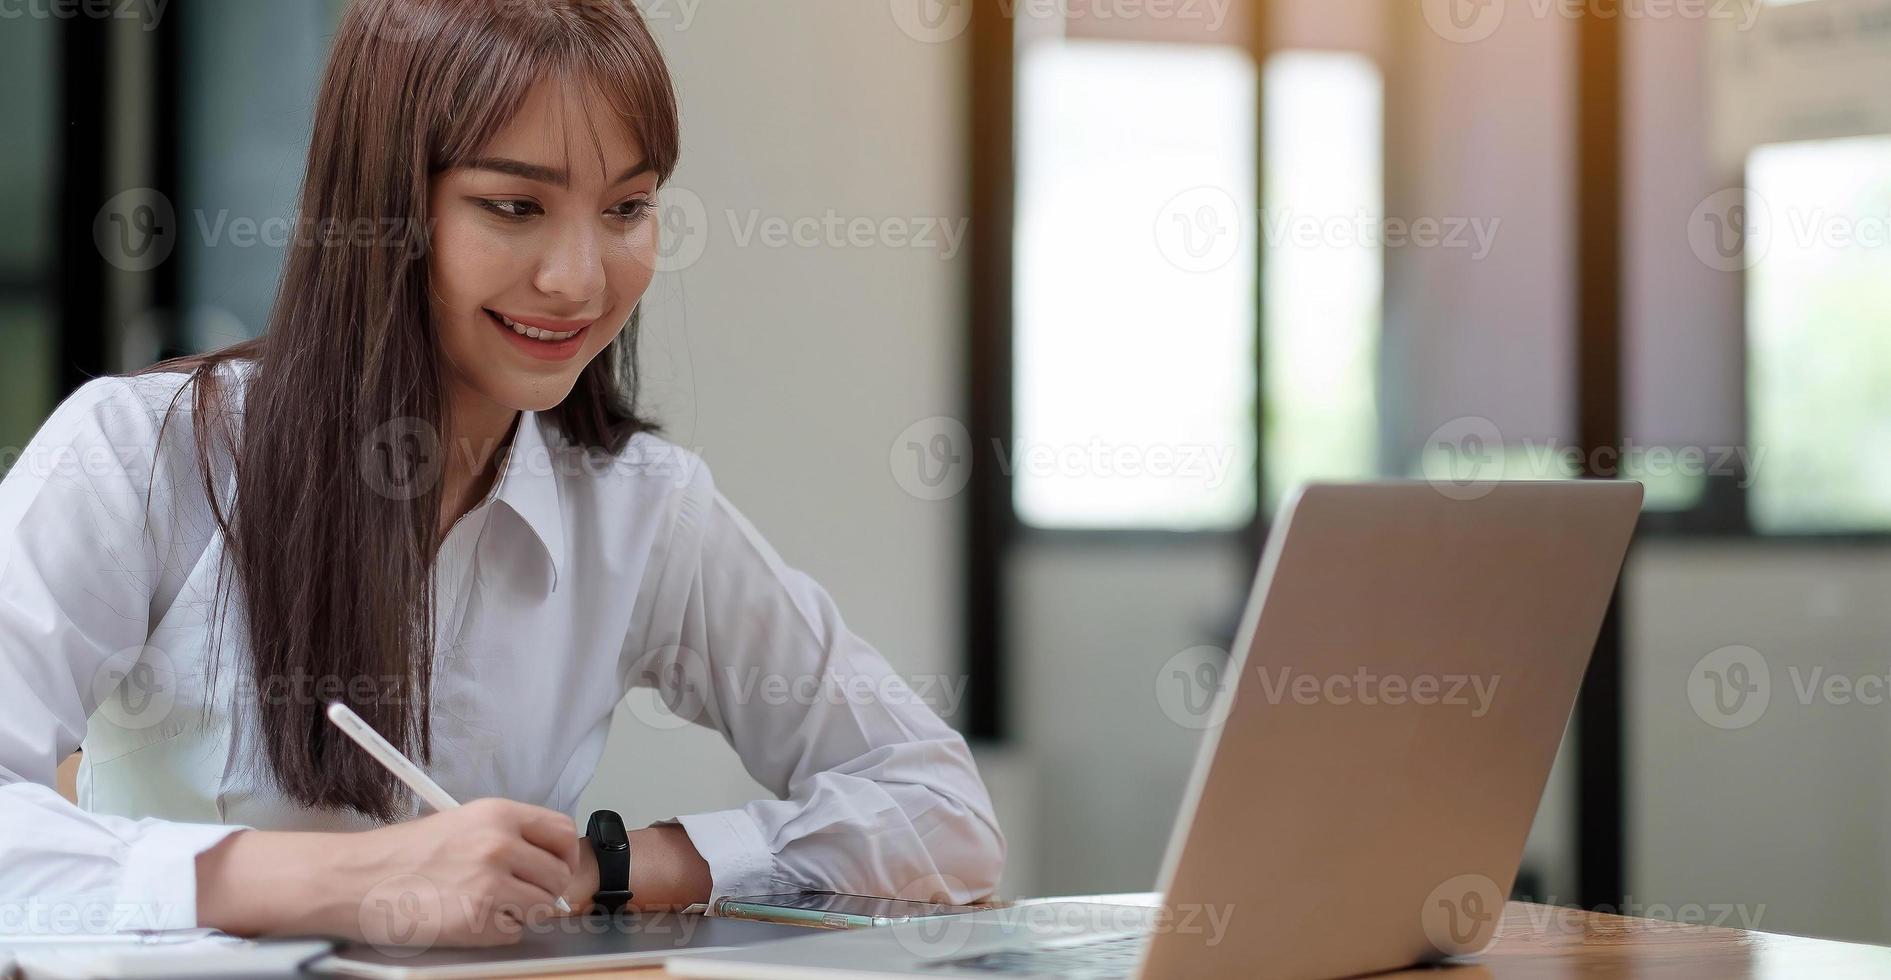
top-left (137, 0), bottom-right (680, 820)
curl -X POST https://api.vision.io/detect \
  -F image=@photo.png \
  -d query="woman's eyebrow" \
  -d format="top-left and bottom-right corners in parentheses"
top-left (463, 157), bottom-right (654, 188)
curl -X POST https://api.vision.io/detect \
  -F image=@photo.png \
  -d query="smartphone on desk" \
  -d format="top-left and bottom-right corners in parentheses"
top-left (713, 891), bottom-right (993, 930)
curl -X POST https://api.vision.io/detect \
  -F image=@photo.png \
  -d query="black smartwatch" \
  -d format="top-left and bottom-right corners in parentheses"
top-left (585, 809), bottom-right (634, 915)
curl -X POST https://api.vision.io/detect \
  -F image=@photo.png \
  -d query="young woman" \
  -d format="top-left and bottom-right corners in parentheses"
top-left (0, 0), bottom-right (1003, 947)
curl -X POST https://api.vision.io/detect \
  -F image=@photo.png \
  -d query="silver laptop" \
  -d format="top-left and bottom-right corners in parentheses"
top-left (668, 481), bottom-right (1643, 980)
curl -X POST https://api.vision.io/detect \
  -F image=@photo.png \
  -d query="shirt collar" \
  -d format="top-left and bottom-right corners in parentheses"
top-left (489, 411), bottom-right (567, 592)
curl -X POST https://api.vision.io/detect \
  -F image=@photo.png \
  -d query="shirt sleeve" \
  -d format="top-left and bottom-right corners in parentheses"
top-left (624, 457), bottom-right (1006, 908)
top-left (0, 377), bottom-right (246, 935)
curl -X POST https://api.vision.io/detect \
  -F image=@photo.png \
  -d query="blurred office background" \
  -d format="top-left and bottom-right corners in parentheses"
top-left (6, 0), bottom-right (1891, 944)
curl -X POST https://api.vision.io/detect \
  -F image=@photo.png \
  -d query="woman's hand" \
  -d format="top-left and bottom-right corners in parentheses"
top-left (198, 798), bottom-right (583, 947)
top-left (559, 837), bottom-right (601, 915)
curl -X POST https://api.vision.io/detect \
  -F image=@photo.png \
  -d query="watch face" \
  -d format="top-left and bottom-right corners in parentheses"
top-left (590, 810), bottom-right (630, 850)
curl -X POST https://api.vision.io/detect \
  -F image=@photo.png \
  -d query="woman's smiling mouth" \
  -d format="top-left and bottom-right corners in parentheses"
top-left (485, 308), bottom-right (594, 361)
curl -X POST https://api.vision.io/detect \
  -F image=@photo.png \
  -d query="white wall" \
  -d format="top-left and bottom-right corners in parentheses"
top-left (1629, 543), bottom-right (1891, 944)
top-left (1009, 538), bottom-right (1251, 896)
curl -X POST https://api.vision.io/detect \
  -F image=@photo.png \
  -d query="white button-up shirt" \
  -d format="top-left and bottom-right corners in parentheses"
top-left (0, 366), bottom-right (1003, 934)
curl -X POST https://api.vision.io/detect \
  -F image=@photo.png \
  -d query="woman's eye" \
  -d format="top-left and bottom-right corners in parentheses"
top-left (476, 199), bottom-right (542, 220)
top-left (609, 199), bottom-right (653, 222)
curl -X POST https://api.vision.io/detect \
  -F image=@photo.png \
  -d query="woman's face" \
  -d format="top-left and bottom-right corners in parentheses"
top-left (428, 77), bottom-right (660, 415)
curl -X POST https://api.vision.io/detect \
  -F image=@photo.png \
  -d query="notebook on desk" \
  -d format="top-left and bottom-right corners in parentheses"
top-left (0, 935), bottom-right (332, 980)
top-left (309, 911), bottom-right (806, 979)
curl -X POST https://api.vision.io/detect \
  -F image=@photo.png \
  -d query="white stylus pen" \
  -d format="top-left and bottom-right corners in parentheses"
top-left (325, 701), bottom-right (573, 913)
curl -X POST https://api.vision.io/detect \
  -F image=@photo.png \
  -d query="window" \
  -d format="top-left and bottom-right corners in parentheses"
top-left (1013, 39), bottom-right (1258, 530)
top-left (1261, 51), bottom-right (1382, 511)
top-left (0, 16), bottom-right (56, 464)
top-left (1745, 135), bottom-right (1891, 534)
top-left (1012, 42), bottom-right (1388, 530)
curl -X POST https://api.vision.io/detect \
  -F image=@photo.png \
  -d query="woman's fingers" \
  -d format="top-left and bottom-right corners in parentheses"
top-left (514, 806), bottom-right (583, 870)
top-left (502, 837), bottom-right (576, 900)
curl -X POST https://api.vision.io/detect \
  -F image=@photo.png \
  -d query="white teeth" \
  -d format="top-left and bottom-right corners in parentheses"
top-left (496, 313), bottom-right (579, 342)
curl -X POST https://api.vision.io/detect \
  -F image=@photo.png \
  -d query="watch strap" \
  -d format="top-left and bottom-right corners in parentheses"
top-left (586, 809), bottom-right (634, 914)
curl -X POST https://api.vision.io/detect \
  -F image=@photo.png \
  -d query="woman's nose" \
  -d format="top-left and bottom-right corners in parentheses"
top-left (533, 220), bottom-right (607, 303)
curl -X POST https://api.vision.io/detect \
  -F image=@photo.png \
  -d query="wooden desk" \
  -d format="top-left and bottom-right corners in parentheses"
top-left (538, 898), bottom-right (1891, 979)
